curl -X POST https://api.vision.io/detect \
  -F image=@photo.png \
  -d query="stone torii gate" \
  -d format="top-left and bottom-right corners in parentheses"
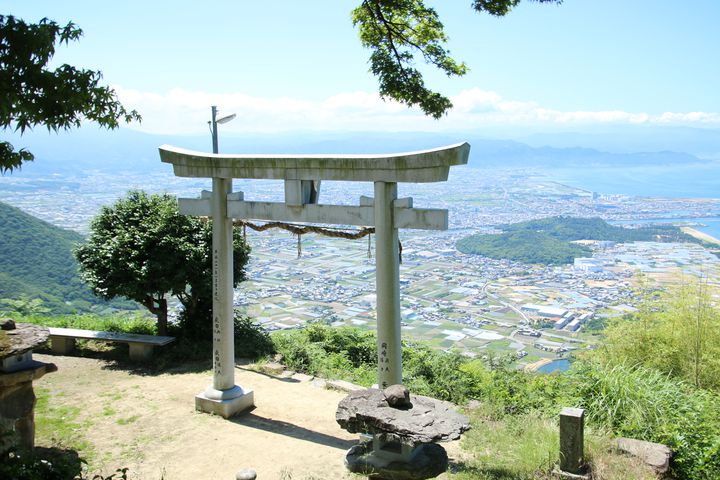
top-left (159, 142), bottom-right (469, 418)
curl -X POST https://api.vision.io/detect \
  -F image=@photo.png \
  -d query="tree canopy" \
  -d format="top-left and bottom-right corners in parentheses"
top-left (75, 191), bottom-right (250, 336)
top-left (0, 15), bottom-right (140, 172)
top-left (2, 1), bottom-right (563, 171)
top-left (353, 0), bottom-right (563, 118)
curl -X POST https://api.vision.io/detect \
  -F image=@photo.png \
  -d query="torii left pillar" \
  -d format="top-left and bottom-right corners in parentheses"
top-left (194, 177), bottom-right (255, 418)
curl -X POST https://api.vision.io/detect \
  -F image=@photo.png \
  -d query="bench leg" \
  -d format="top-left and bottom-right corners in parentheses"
top-left (51, 337), bottom-right (75, 355)
top-left (128, 343), bottom-right (154, 361)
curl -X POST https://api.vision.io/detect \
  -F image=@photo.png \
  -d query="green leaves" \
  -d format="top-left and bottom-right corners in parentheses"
top-left (353, 0), bottom-right (465, 118)
top-left (75, 191), bottom-right (251, 333)
top-left (0, 15), bottom-right (141, 173)
top-left (353, 0), bottom-right (562, 118)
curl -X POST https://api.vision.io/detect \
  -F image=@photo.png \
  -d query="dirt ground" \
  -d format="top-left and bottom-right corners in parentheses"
top-left (33, 353), bottom-right (463, 480)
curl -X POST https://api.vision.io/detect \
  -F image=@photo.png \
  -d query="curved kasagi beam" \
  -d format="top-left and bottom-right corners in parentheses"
top-left (159, 142), bottom-right (470, 183)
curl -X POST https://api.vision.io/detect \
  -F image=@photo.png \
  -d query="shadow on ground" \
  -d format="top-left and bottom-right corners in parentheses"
top-left (39, 343), bottom-right (212, 376)
top-left (235, 364), bottom-right (301, 383)
top-left (232, 412), bottom-right (356, 451)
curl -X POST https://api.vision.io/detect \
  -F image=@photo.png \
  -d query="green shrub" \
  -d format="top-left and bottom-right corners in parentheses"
top-left (272, 324), bottom-right (376, 386)
top-left (568, 361), bottom-right (720, 479)
top-left (233, 314), bottom-right (275, 359)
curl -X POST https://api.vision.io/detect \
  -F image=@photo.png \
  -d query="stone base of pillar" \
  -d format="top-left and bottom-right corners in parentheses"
top-left (344, 440), bottom-right (448, 480)
top-left (195, 385), bottom-right (254, 418)
top-left (552, 466), bottom-right (591, 479)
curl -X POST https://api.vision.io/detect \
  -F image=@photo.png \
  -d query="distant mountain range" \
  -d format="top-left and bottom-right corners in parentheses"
top-left (5, 125), bottom-right (719, 176)
top-left (0, 201), bottom-right (136, 314)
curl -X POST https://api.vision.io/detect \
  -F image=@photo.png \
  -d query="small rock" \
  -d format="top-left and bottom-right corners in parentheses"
top-left (292, 372), bottom-right (314, 382)
top-left (261, 362), bottom-right (285, 375)
top-left (327, 379), bottom-right (365, 393)
top-left (384, 384), bottom-right (411, 408)
top-left (311, 378), bottom-right (327, 389)
top-left (235, 467), bottom-right (257, 480)
top-left (612, 437), bottom-right (672, 474)
top-left (1, 319), bottom-right (16, 331)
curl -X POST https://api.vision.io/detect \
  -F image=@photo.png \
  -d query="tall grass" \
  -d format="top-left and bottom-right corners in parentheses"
top-left (569, 361), bottom-right (720, 479)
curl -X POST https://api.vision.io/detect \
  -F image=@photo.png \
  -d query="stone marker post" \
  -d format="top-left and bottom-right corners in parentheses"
top-left (559, 407), bottom-right (586, 475)
top-left (374, 181), bottom-right (402, 388)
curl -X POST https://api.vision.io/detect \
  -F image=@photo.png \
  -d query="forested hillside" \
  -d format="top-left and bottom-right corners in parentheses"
top-left (0, 201), bottom-right (135, 313)
top-left (503, 216), bottom-right (700, 243)
top-left (457, 216), bottom-right (704, 265)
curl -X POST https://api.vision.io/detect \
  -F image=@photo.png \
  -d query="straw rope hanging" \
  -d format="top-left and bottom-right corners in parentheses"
top-left (199, 217), bottom-right (402, 262)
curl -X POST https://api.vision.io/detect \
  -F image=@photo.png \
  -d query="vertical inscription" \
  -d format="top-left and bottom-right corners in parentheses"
top-left (212, 246), bottom-right (221, 377)
top-left (213, 247), bottom-right (220, 301)
top-left (379, 341), bottom-right (389, 388)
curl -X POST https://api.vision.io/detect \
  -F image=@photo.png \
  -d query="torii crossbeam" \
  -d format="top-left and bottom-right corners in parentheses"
top-left (160, 142), bottom-right (470, 418)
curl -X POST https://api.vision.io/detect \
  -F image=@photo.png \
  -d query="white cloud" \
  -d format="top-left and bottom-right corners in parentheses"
top-left (114, 85), bottom-right (720, 134)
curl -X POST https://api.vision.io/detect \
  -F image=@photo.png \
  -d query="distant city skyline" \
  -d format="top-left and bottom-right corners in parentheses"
top-left (6, 1), bottom-right (720, 134)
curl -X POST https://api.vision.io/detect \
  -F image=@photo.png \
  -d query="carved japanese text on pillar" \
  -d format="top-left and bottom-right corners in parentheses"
top-left (379, 342), bottom-right (390, 388)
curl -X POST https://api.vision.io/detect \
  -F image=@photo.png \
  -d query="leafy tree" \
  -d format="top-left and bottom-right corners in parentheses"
top-left (353, 0), bottom-right (563, 117)
top-left (0, 15), bottom-right (140, 172)
top-left (75, 191), bottom-right (250, 336)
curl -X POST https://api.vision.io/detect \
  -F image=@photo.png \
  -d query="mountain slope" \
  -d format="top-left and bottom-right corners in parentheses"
top-left (0, 201), bottom-right (135, 313)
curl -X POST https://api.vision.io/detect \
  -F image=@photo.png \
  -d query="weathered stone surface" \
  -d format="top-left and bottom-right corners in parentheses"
top-left (336, 388), bottom-right (470, 444)
top-left (345, 440), bottom-right (448, 480)
top-left (260, 361), bottom-right (285, 375)
top-left (0, 323), bottom-right (49, 358)
top-left (235, 467), bottom-right (257, 480)
top-left (311, 378), bottom-right (327, 389)
top-left (384, 384), bottom-right (410, 408)
top-left (0, 361), bottom-right (57, 387)
top-left (0, 361), bottom-right (57, 453)
top-left (327, 379), bottom-right (365, 393)
top-left (291, 372), bottom-right (314, 382)
top-left (612, 437), bottom-right (672, 474)
top-left (559, 407), bottom-right (585, 474)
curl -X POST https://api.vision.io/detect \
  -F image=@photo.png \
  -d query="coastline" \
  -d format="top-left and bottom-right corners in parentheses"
top-left (682, 227), bottom-right (720, 246)
top-left (523, 358), bottom-right (552, 372)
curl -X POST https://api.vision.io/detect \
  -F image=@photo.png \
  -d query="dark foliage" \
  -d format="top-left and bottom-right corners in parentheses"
top-left (0, 15), bottom-right (140, 172)
top-left (352, 0), bottom-right (562, 117)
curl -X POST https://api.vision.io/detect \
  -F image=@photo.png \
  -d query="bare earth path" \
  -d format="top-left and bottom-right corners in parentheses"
top-left (33, 354), bottom-right (462, 480)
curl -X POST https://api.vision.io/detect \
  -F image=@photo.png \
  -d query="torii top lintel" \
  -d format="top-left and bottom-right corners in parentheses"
top-left (159, 142), bottom-right (470, 183)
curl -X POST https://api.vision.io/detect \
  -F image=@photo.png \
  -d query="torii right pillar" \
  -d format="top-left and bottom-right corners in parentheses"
top-left (374, 181), bottom-right (402, 388)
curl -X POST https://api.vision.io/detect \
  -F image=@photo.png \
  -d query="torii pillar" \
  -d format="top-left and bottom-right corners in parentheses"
top-left (159, 142), bottom-right (469, 416)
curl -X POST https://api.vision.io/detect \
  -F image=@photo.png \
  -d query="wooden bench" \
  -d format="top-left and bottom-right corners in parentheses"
top-left (48, 327), bottom-right (175, 361)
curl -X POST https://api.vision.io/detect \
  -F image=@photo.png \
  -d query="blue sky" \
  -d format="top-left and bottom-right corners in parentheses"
top-left (5, 1), bottom-right (720, 134)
